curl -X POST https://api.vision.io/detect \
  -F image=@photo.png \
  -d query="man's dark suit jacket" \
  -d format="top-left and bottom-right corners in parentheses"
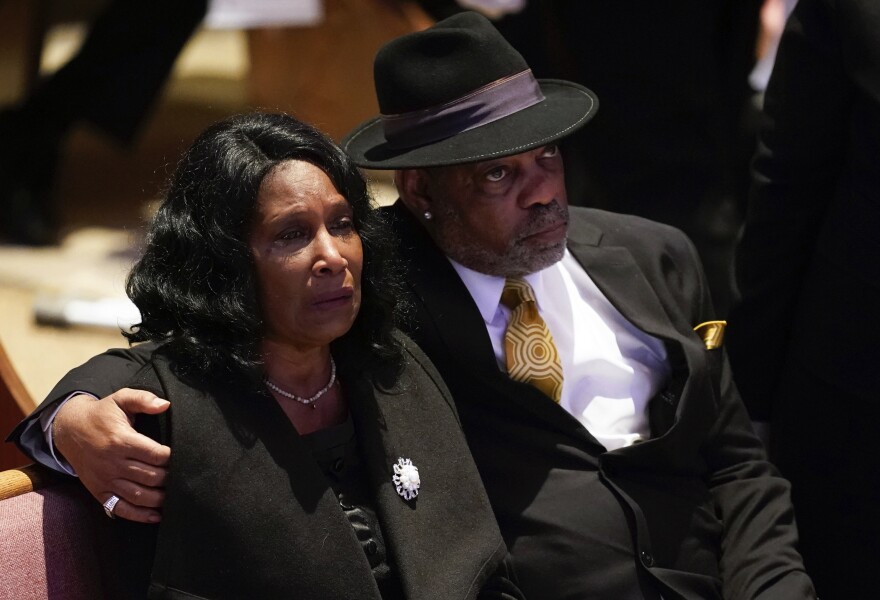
top-left (387, 203), bottom-right (813, 600)
top-left (11, 204), bottom-right (813, 599)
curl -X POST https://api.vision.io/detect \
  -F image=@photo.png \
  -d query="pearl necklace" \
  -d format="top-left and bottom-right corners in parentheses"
top-left (264, 356), bottom-right (337, 409)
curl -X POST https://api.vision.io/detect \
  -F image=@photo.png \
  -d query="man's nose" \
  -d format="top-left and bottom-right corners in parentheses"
top-left (518, 168), bottom-right (558, 208)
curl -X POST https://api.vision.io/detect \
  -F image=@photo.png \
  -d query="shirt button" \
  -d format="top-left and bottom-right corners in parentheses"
top-left (333, 458), bottom-right (345, 472)
top-left (365, 540), bottom-right (378, 555)
top-left (640, 551), bottom-right (655, 567)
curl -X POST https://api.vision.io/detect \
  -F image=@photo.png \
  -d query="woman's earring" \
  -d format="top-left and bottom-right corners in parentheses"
top-left (423, 211), bottom-right (433, 220)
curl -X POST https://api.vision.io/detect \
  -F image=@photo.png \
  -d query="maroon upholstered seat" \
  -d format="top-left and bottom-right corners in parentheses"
top-left (0, 465), bottom-right (104, 599)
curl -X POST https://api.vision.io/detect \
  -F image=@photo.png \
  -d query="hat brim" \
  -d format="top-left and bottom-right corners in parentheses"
top-left (341, 80), bottom-right (598, 170)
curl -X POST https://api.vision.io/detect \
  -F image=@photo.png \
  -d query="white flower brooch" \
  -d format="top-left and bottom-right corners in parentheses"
top-left (392, 457), bottom-right (420, 501)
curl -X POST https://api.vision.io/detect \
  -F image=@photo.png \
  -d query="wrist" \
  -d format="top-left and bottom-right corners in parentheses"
top-left (52, 393), bottom-right (96, 460)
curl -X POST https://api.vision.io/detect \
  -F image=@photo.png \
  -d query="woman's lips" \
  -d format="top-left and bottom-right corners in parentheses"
top-left (312, 288), bottom-right (354, 310)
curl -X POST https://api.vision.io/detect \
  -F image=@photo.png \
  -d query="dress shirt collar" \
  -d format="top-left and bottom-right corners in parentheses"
top-left (448, 256), bottom-right (554, 324)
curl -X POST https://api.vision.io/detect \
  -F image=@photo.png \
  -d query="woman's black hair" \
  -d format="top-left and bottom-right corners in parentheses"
top-left (125, 112), bottom-right (404, 391)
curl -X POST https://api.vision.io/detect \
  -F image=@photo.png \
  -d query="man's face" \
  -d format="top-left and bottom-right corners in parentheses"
top-left (415, 144), bottom-right (569, 277)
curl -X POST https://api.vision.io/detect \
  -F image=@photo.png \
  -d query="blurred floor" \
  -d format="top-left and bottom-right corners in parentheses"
top-left (0, 23), bottom-right (401, 409)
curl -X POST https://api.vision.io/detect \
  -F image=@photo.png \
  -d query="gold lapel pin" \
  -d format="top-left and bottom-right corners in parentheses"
top-left (694, 320), bottom-right (727, 350)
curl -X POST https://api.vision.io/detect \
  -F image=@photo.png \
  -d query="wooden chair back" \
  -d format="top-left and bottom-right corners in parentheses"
top-left (1, 337), bottom-right (32, 470)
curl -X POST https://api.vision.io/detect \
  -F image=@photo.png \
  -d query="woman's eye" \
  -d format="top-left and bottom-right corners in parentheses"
top-left (485, 167), bottom-right (508, 182)
top-left (331, 218), bottom-right (355, 234)
top-left (278, 228), bottom-right (305, 242)
top-left (541, 144), bottom-right (559, 158)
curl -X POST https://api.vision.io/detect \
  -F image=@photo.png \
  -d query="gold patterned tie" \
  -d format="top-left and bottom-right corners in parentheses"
top-left (501, 278), bottom-right (564, 403)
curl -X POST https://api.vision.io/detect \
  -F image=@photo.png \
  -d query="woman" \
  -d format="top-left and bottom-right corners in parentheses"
top-left (96, 113), bottom-right (520, 599)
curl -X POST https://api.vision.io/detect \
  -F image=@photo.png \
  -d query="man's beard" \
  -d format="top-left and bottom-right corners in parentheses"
top-left (433, 201), bottom-right (569, 277)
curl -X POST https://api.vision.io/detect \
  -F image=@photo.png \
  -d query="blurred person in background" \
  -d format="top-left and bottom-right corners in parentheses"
top-left (0, 0), bottom-right (207, 246)
top-left (727, 0), bottom-right (880, 596)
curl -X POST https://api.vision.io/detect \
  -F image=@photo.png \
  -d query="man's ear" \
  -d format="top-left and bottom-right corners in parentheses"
top-left (395, 169), bottom-right (434, 218)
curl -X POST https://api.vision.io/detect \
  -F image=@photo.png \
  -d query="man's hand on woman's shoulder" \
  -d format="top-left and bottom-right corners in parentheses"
top-left (53, 389), bottom-right (171, 523)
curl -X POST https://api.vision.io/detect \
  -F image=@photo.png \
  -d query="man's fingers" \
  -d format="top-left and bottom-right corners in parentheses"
top-left (111, 479), bottom-right (165, 509)
top-left (123, 431), bottom-right (171, 467)
top-left (104, 495), bottom-right (162, 524)
top-left (122, 459), bottom-right (168, 488)
top-left (54, 387), bottom-right (171, 526)
top-left (110, 388), bottom-right (170, 416)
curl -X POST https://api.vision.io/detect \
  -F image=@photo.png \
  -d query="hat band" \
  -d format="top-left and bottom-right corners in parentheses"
top-left (381, 69), bottom-right (545, 150)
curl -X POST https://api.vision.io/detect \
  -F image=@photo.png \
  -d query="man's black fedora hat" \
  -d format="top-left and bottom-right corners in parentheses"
top-left (342, 11), bottom-right (598, 169)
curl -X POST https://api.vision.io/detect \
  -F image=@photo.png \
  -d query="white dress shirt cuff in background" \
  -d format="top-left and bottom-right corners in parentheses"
top-left (455, 0), bottom-right (526, 19)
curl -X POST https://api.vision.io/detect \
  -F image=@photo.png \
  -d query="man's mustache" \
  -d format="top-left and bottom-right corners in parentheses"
top-left (518, 200), bottom-right (569, 239)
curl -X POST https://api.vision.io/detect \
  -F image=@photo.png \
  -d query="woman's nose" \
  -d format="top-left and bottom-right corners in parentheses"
top-left (312, 229), bottom-right (348, 275)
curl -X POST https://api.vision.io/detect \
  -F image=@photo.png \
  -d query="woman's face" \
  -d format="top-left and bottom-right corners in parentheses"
top-left (249, 160), bottom-right (363, 351)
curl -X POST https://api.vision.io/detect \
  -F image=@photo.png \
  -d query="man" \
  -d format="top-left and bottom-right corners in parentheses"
top-left (10, 12), bottom-right (814, 599)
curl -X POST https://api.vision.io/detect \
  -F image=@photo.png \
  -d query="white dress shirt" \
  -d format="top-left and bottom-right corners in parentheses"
top-left (450, 250), bottom-right (670, 450)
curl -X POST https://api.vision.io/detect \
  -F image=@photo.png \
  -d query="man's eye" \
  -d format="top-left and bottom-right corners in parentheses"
top-left (486, 167), bottom-right (508, 182)
top-left (541, 144), bottom-right (559, 158)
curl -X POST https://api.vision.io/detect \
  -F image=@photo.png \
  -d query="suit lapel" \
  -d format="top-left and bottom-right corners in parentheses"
top-left (565, 212), bottom-right (706, 460)
top-left (566, 213), bottom-right (682, 344)
top-left (346, 363), bottom-right (506, 600)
